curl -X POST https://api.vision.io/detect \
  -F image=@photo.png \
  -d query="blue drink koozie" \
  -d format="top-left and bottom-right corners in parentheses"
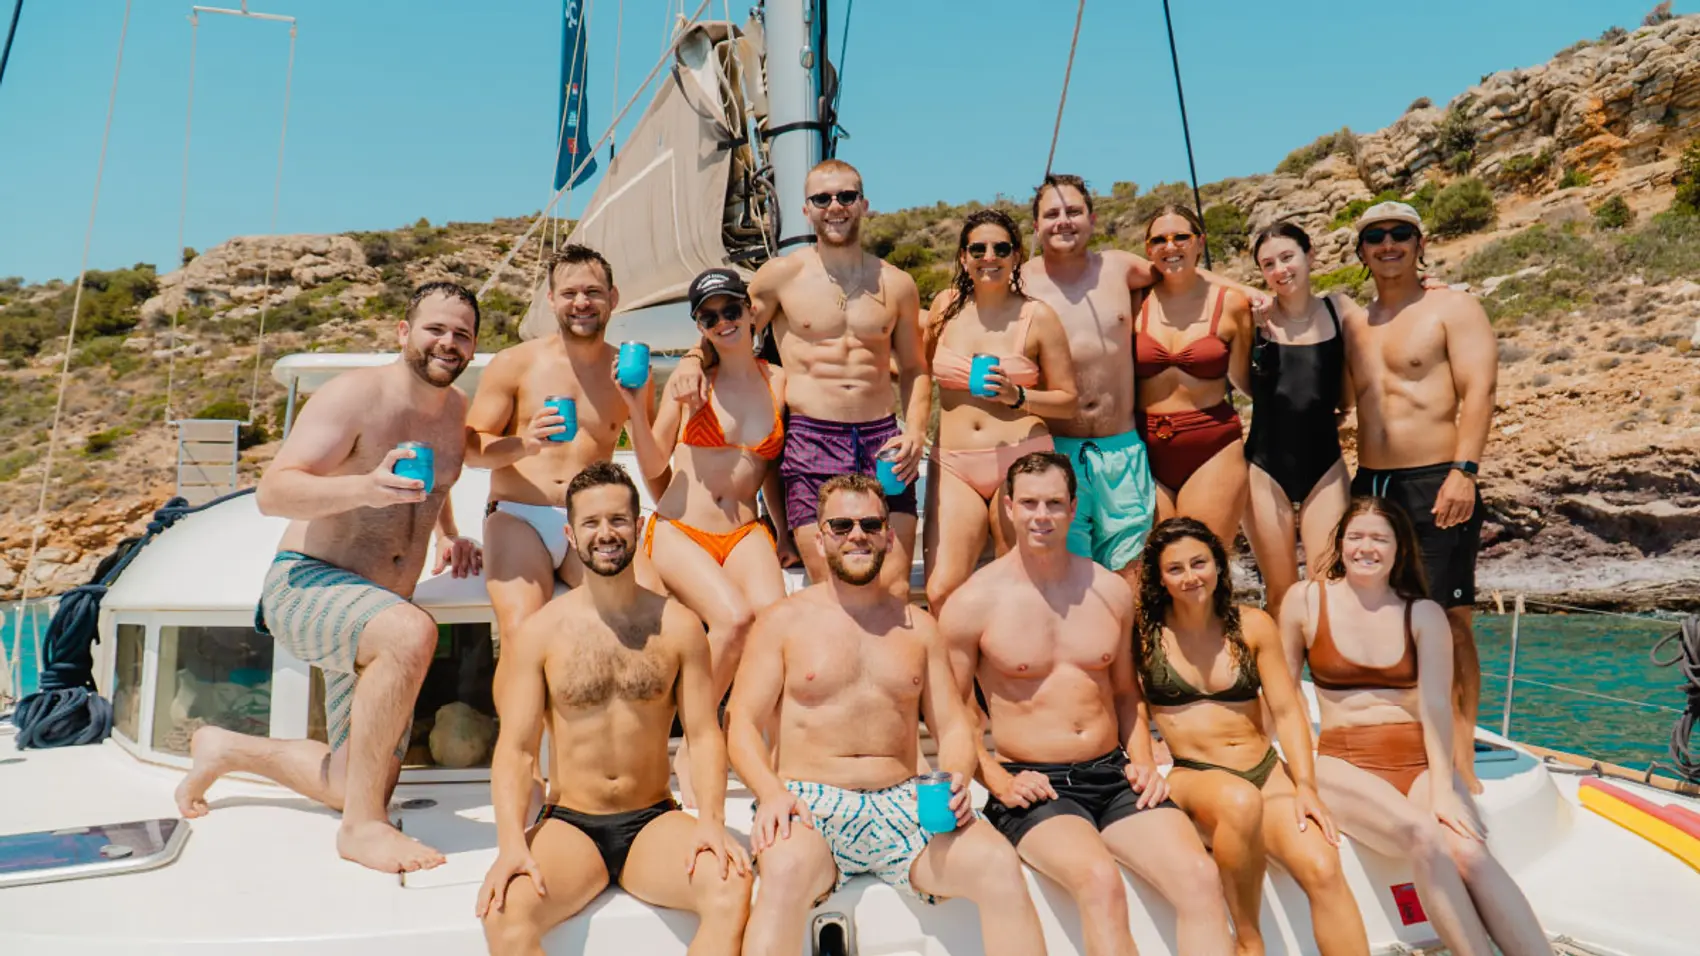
top-left (969, 353), bottom-right (1000, 398)
top-left (392, 442), bottom-right (435, 495)
top-left (544, 395), bottom-right (578, 442)
top-left (914, 772), bottom-right (957, 834)
top-left (875, 447), bottom-right (908, 496)
top-left (616, 342), bottom-right (651, 389)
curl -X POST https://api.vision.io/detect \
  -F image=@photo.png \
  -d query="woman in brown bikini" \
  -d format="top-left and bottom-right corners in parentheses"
top-left (1137, 517), bottom-right (1365, 956)
top-left (1136, 205), bottom-right (1254, 549)
top-left (1279, 497), bottom-right (1548, 955)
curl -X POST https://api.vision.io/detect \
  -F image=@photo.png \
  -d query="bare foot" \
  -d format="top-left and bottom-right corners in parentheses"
top-left (174, 726), bottom-right (239, 818)
top-left (1459, 763), bottom-right (1485, 795)
top-left (674, 744), bottom-right (697, 810)
top-left (336, 819), bottom-right (445, 873)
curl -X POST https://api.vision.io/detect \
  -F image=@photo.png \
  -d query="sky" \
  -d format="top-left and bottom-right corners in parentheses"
top-left (0, 0), bottom-right (1685, 283)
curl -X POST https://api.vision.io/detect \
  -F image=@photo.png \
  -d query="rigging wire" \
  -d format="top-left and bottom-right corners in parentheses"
top-left (0, 0), bottom-right (23, 93)
top-left (15, 0), bottom-right (133, 657)
top-left (246, 21), bottom-right (298, 423)
top-left (480, 0), bottom-right (714, 300)
top-left (1042, 0), bottom-right (1084, 178)
top-left (1159, 0), bottom-right (1209, 269)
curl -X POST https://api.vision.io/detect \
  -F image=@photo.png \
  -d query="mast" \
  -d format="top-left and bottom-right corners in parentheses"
top-left (0, 0), bottom-right (24, 93)
top-left (764, 0), bottom-right (825, 253)
top-left (1160, 0), bottom-right (1209, 269)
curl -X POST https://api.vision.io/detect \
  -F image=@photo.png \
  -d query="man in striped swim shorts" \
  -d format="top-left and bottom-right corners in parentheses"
top-left (173, 283), bottom-right (483, 874)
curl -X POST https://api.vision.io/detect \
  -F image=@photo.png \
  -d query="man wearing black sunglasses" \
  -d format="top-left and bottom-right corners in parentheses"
top-left (726, 474), bottom-right (1046, 955)
top-left (669, 159), bottom-right (931, 598)
top-left (1343, 200), bottom-right (1497, 794)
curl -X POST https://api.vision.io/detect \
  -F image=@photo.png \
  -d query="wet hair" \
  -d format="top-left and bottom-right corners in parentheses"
top-left (1323, 497), bottom-right (1431, 602)
top-left (1251, 221), bottom-right (1312, 261)
top-left (934, 208), bottom-right (1030, 337)
top-left (1143, 204), bottom-right (1207, 242)
top-left (1030, 173), bottom-right (1093, 222)
top-left (1004, 450), bottom-right (1076, 501)
top-left (565, 461), bottom-right (640, 521)
top-left (817, 473), bottom-right (888, 520)
top-left (1134, 517), bottom-right (1253, 682)
top-left (546, 243), bottom-right (615, 291)
top-left (806, 158), bottom-right (863, 191)
top-left (406, 281), bottom-right (480, 336)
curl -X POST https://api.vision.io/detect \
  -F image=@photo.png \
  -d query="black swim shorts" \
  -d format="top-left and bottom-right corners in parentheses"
top-left (983, 748), bottom-right (1180, 849)
top-left (536, 797), bottom-right (677, 883)
top-left (1352, 462), bottom-right (1484, 608)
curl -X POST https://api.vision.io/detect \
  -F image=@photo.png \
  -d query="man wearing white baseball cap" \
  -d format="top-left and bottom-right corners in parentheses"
top-left (1341, 200), bottom-right (1498, 794)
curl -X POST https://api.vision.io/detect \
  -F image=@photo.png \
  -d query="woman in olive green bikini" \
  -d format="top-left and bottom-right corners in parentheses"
top-left (1137, 517), bottom-right (1366, 956)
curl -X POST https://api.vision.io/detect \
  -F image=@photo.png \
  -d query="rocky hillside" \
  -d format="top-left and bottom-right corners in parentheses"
top-left (3, 13), bottom-right (1699, 606)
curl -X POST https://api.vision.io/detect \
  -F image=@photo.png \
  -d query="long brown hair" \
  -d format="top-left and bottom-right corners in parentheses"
top-left (1323, 497), bottom-right (1431, 602)
top-left (1135, 517), bottom-right (1254, 682)
top-left (932, 208), bottom-right (1030, 344)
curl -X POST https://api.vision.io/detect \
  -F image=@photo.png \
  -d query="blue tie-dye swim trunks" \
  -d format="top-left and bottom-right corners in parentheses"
top-left (782, 778), bottom-right (939, 904)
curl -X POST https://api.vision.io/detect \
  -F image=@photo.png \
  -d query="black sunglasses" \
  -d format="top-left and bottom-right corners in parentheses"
top-left (966, 241), bottom-right (1015, 259)
top-left (1146, 232), bottom-right (1195, 247)
top-left (694, 301), bottom-right (745, 328)
top-left (821, 515), bottom-right (886, 536)
top-left (807, 190), bottom-right (862, 209)
top-left (1360, 224), bottom-right (1420, 245)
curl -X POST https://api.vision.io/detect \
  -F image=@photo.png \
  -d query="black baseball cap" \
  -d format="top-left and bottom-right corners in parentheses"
top-left (687, 268), bottom-right (749, 315)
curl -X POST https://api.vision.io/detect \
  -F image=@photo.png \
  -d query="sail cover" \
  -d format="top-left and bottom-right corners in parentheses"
top-left (522, 19), bottom-right (771, 341)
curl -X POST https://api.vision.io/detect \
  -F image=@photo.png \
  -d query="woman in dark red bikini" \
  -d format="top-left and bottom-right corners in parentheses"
top-left (619, 268), bottom-right (790, 804)
top-left (1136, 205), bottom-right (1253, 549)
top-left (1279, 497), bottom-right (1548, 955)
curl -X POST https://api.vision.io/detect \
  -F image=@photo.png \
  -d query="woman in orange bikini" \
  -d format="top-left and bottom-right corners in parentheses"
top-left (1137, 205), bottom-right (1254, 549)
top-left (921, 209), bottom-right (1076, 611)
top-left (1136, 517), bottom-right (1365, 956)
top-left (1279, 498), bottom-right (1548, 955)
top-left (620, 269), bottom-right (789, 801)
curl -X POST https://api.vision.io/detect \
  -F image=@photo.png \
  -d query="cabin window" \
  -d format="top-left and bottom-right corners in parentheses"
top-left (306, 622), bottom-right (498, 769)
top-left (150, 625), bottom-right (274, 756)
top-left (110, 624), bottom-right (145, 743)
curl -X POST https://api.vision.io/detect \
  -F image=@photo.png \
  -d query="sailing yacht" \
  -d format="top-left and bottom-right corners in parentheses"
top-left (3, 3), bottom-right (1699, 954)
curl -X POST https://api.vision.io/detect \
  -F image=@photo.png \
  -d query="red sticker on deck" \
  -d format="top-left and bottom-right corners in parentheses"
top-left (1390, 882), bottom-right (1427, 926)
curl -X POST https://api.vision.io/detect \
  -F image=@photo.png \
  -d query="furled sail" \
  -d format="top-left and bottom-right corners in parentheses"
top-left (522, 18), bottom-right (773, 342)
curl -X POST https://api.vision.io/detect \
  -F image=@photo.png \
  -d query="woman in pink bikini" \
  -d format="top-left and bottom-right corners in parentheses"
top-left (1136, 205), bottom-right (1254, 549)
top-left (921, 209), bottom-right (1076, 611)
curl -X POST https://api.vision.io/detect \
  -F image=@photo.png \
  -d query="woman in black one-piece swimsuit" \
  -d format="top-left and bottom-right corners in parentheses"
top-left (1243, 223), bottom-right (1357, 620)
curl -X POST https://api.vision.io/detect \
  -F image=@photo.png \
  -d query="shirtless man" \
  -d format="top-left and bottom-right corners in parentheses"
top-left (726, 474), bottom-right (1045, 956)
top-left (467, 244), bottom-right (652, 648)
top-left (174, 282), bottom-right (484, 873)
top-left (942, 451), bottom-right (1233, 956)
top-left (477, 463), bottom-right (751, 956)
top-left (1343, 200), bottom-right (1496, 793)
top-left (672, 160), bottom-right (930, 596)
top-left (1023, 174), bottom-right (1266, 584)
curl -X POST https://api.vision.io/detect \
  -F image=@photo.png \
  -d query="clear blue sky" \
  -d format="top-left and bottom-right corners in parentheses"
top-left (0, 0), bottom-right (1682, 283)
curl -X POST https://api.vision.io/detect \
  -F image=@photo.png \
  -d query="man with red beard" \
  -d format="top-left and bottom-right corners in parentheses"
top-left (466, 244), bottom-right (653, 669)
top-left (671, 160), bottom-right (930, 597)
top-left (174, 282), bottom-right (482, 873)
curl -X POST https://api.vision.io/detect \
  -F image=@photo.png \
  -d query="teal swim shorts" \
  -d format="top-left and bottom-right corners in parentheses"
top-left (1054, 430), bottom-right (1157, 571)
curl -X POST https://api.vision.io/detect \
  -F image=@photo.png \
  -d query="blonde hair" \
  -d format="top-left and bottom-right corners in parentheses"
top-left (806, 158), bottom-right (863, 191)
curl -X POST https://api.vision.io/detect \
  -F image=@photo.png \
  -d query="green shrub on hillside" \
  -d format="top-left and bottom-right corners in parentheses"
top-left (1458, 225), bottom-right (1605, 283)
top-left (1615, 212), bottom-right (1700, 282)
top-left (1312, 264), bottom-right (1371, 300)
top-left (1643, 2), bottom-right (1673, 27)
top-left (195, 398), bottom-right (271, 449)
top-left (1558, 166), bottom-right (1592, 189)
top-left (1498, 150), bottom-right (1554, 190)
top-left (1203, 203), bottom-right (1249, 262)
top-left (1593, 196), bottom-right (1635, 231)
top-left (1276, 127), bottom-right (1358, 176)
top-left (0, 265), bottom-right (157, 364)
top-left (1437, 101), bottom-right (1478, 174)
top-left (1673, 142), bottom-right (1700, 216)
top-left (83, 427), bottom-right (129, 457)
top-left (1426, 178), bottom-right (1496, 237)
top-left (886, 243), bottom-right (934, 270)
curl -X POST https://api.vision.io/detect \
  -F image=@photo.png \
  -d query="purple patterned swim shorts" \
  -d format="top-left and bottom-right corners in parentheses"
top-left (779, 413), bottom-right (919, 529)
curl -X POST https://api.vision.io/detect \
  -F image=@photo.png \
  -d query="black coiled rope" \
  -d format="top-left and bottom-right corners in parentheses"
top-left (1650, 614), bottom-right (1700, 783)
top-left (11, 488), bottom-right (255, 750)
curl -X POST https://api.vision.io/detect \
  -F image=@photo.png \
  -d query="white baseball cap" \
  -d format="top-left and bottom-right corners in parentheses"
top-left (1354, 200), bottom-right (1424, 233)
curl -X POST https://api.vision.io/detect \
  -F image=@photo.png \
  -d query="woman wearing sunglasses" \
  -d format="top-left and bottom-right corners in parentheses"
top-left (921, 208), bottom-right (1077, 611)
top-left (1135, 517), bottom-right (1366, 956)
top-left (1279, 499), bottom-right (1549, 955)
top-left (1242, 222), bottom-right (1358, 621)
top-left (618, 268), bottom-right (790, 800)
top-left (1136, 205), bottom-right (1255, 550)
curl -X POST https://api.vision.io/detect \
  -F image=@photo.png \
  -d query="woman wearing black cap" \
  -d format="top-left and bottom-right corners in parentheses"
top-left (617, 267), bottom-right (789, 805)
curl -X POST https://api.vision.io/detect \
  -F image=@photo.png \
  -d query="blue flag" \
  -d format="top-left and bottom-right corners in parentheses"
top-left (554, 0), bottom-right (597, 190)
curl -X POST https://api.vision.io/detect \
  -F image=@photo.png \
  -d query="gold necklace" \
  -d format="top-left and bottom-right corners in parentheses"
top-left (825, 257), bottom-right (869, 312)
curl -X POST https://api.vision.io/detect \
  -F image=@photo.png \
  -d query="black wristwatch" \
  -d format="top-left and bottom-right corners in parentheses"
top-left (1451, 460), bottom-right (1479, 478)
top-left (1009, 385), bottom-right (1028, 410)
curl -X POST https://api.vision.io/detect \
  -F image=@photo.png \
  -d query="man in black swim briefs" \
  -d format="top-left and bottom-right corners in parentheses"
top-left (477, 463), bottom-right (751, 955)
top-left (1343, 200), bottom-right (1498, 794)
top-left (941, 452), bottom-right (1235, 955)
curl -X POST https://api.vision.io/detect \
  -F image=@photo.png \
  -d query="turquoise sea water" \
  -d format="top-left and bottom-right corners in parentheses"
top-left (1, 601), bottom-right (1690, 771)
top-left (1, 600), bottom-right (49, 699)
